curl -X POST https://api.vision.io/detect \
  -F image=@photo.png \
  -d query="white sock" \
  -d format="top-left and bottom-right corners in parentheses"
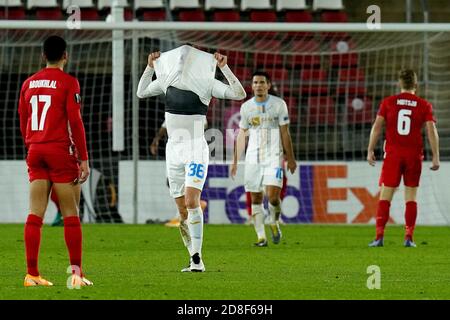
top-left (187, 207), bottom-right (203, 258)
top-left (268, 202), bottom-right (282, 225)
top-left (179, 219), bottom-right (193, 256)
top-left (251, 204), bottom-right (266, 240)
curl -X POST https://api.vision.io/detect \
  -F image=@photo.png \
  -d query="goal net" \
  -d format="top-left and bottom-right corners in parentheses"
top-left (1, 24), bottom-right (449, 225)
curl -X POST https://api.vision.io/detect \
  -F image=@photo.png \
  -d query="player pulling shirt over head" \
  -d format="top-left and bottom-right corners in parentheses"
top-left (137, 45), bottom-right (246, 272)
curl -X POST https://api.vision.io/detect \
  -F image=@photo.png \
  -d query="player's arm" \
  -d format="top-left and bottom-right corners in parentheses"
top-left (150, 123), bottom-right (167, 156)
top-left (280, 124), bottom-right (296, 174)
top-left (66, 78), bottom-right (90, 184)
top-left (212, 53), bottom-right (246, 101)
top-left (136, 52), bottom-right (164, 99)
top-left (367, 115), bottom-right (385, 166)
top-left (426, 121), bottom-right (440, 170)
top-left (18, 84), bottom-right (28, 148)
top-left (231, 128), bottom-right (248, 179)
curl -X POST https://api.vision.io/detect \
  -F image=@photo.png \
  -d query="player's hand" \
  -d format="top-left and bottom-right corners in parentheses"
top-left (148, 51), bottom-right (160, 68)
top-left (76, 160), bottom-right (90, 184)
top-left (230, 163), bottom-right (238, 179)
top-left (367, 150), bottom-right (376, 166)
top-left (430, 156), bottom-right (440, 171)
top-left (214, 52), bottom-right (227, 68)
top-left (150, 137), bottom-right (159, 156)
top-left (287, 159), bottom-right (297, 174)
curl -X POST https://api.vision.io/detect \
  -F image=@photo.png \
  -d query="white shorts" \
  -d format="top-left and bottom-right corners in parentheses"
top-left (244, 163), bottom-right (284, 193)
top-left (166, 137), bottom-right (209, 198)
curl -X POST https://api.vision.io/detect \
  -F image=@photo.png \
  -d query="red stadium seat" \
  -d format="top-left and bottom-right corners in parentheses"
top-left (221, 50), bottom-right (246, 66)
top-left (320, 11), bottom-right (349, 39)
top-left (212, 10), bottom-right (240, 21)
top-left (0, 7), bottom-right (26, 19)
top-left (329, 40), bottom-right (359, 67)
top-left (336, 68), bottom-right (366, 96)
top-left (35, 8), bottom-right (62, 20)
top-left (288, 40), bottom-right (321, 68)
top-left (284, 95), bottom-right (299, 123)
top-left (307, 97), bottom-right (336, 125)
top-left (346, 97), bottom-right (374, 124)
top-left (78, 8), bottom-right (99, 20)
top-left (178, 9), bottom-right (205, 21)
top-left (253, 40), bottom-right (284, 67)
top-left (234, 67), bottom-right (253, 80)
top-left (300, 69), bottom-right (329, 95)
top-left (266, 68), bottom-right (289, 81)
top-left (249, 10), bottom-right (277, 39)
top-left (320, 10), bottom-right (348, 22)
top-left (141, 9), bottom-right (165, 21)
top-left (249, 10), bottom-right (277, 22)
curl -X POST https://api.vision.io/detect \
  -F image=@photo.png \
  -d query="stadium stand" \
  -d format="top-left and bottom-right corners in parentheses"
top-left (0, 0), bottom-right (25, 19)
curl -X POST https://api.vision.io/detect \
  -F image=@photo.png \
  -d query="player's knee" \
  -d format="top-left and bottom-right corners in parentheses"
top-left (268, 197), bottom-right (280, 206)
top-left (185, 197), bottom-right (199, 210)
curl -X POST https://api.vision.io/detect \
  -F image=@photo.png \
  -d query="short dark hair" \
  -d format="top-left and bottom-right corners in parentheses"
top-left (398, 69), bottom-right (417, 90)
top-left (43, 35), bottom-right (66, 63)
top-left (252, 71), bottom-right (271, 83)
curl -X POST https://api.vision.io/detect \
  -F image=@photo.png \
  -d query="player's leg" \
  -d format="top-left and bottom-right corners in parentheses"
top-left (266, 185), bottom-right (283, 244)
top-left (23, 152), bottom-right (54, 286)
top-left (49, 152), bottom-right (92, 286)
top-left (174, 195), bottom-right (192, 258)
top-left (24, 179), bottom-right (53, 286)
top-left (263, 165), bottom-right (284, 244)
top-left (184, 186), bottom-right (206, 271)
top-left (50, 187), bottom-right (63, 226)
top-left (369, 154), bottom-right (400, 247)
top-left (404, 187), bottom-right (418, 247)
top-left (403, 155), bottom-right (422, 247)
top-left (166, 139), bottom-right (199, 271)
top-left (245, 164), bottom-right (266, 246)
top-left (250, 192), bottom-right (267, 247)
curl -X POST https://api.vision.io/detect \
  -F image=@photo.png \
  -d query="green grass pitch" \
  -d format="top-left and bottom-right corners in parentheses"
top-left (1, 224), bottom-right (450, 300)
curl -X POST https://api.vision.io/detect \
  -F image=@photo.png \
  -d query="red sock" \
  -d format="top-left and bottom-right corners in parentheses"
top-left (405, 201), bottom-right (417, 240)
top-left (376, 200), bottom-right (391, 240)
top-left (64, 216), bottom-right (83, 275)
top-left (24, 214), bottom-right (43, 276)
top-left (246, 192), bottom-right (252, 216)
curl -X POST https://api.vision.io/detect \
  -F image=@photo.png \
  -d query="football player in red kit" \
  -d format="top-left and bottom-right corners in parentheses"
top-left (367, 69), bottom-right (440, 248)
top-left (18, 35), bottom-right (93, 286)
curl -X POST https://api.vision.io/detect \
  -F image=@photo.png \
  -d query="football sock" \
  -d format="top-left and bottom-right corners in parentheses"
top-left (376, 200), bottom-right (391, 240)
top-left (268, 202), bottom-right (281, 224)
top-left (179, 219), bottom-right (193, 256)
top-left (252, 204), bottom-right (266, 240)
top-left (63, 216), bottom-right (83, 275)
top-left (405, 201), bottom-right (417, 240)
top-left (24, 214), bottom-right (43, 276)
top-left (246, 192), bottom-right (252, 217)
top-left (187, 207), bottom-right (203, 259)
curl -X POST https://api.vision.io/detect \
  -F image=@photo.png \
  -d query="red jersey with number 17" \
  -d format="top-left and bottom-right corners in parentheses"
top-left (18, 68), bottom-right (88, 161)
top-left (378, 92), bottom-right (435, 156)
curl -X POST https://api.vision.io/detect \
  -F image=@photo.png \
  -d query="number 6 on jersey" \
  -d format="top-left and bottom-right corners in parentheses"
top-left (397, 109), bottom-right (411, 135)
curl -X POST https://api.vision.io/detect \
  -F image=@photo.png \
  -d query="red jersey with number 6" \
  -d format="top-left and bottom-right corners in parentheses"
top-left (378, 92), bottom-right (435, 156)
top-left (18, 68), bottom-right (88, 161)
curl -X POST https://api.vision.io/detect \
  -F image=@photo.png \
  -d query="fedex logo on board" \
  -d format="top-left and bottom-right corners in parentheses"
top-left (202, 164), bottom-right (393, 224)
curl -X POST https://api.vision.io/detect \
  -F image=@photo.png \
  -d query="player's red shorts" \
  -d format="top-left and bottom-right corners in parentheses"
top-left (379, 151), bottom-right (423, 188)
top-left (26, 144), bottom-right (79, 183)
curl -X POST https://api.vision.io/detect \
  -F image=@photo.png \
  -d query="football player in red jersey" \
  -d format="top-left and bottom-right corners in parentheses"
top-left (18, 35), bottom-right (92, 287)
top-left (367, 69), bottom-right (440, 248)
